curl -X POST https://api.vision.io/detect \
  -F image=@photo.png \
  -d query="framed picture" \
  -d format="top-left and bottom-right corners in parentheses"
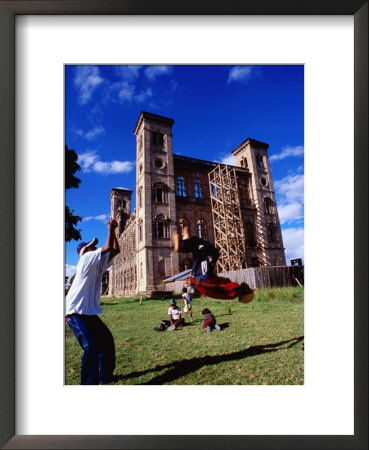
top-left (1, 1), bottom-right (367, 449)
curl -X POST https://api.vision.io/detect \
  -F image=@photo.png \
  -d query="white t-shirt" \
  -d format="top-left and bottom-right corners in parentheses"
top-left (168, 306), bottom-right (182, 320)
top-left (182, 293), bottom-right (191, 305)
top-left (66, 248), bottom-right (112, 315)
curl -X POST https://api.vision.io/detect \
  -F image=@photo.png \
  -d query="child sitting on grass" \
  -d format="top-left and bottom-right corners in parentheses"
top-left (167, 299), bottom-right (185, 331)
top-left (202, 308), bottom-right (221, 333)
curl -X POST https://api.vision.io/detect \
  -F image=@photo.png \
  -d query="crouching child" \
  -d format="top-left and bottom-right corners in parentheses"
top-left (202, 308), bottom-right (221, 333)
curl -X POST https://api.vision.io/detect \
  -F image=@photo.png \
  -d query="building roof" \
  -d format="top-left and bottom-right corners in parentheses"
top-left (231, 137), bottom-right (269, 154)
top-left (111, 187), bottom-right (133, 193)
top-left (173, 154), bottom-right (249, 173)
top-left (133, 111), bottom-right (175, 135)
top-left (163, 269), bottom-right (191, 283)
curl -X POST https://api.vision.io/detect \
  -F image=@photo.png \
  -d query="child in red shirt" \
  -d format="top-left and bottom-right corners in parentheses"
top-left (202, 308), bottom-right (221, 333)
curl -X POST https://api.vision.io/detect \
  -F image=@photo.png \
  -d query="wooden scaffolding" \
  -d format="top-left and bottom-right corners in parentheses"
top-left (209, 164), bottom-right (246, 272)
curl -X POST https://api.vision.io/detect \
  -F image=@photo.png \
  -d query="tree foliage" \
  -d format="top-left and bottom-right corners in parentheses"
top-left (65, 206), bottom-right (82, 242)
top-left (65, 145), bottom-right (81, 189)
top-left (65, 145), bottom-right (82, 242)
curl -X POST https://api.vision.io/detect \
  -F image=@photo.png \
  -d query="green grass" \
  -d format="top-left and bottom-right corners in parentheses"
top-left (65, 287), bottom-right (304, 385)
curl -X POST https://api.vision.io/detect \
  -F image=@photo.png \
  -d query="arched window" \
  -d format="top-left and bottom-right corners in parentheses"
top-left (138, 187), bottom-right (143, 208)
top-left (268, 224), bottom-right (277, 243)
top-left (256, 154), bottom-right (264, 168)
top-left (264, 197), bottom-right (274, 214)
top-left (197, 219), bottom-right (208, 240)
top-left (245, 222), bottom-right (256, 248)
top-left (152, 182), bottom-right (168, 203)
top-left (176, 176), bottom-right (187, 197)
top-left (152, 131), bottom-right (164, 147)
top-left (193, 178), bottom-right (204, 199)
top-left (138, 219), bottom-right (143, 242)
top-left (117, 199), bottom-right (126, 209)
top-left (158, 259), bottom-right (165, 277)
top-left (178, 217), bottom-right (190, 236)
top-left (153, 214), bottom-right (169, 238)
top-left (137, 135), bottom-right (142, 156)
top-left (240, 157), bottom-right (248, 168)
top-left (238, 179), bottom-right (251, 207)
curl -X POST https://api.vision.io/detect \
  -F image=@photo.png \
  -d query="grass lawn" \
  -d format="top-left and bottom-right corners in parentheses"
top-left (65, 287), bottom-right (304, 385)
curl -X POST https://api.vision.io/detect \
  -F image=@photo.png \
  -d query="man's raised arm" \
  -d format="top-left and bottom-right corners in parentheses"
top-left (101, 219), bottom-right (120, 261)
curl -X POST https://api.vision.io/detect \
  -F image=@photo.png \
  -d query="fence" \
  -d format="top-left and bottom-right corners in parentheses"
top-left (165, 265), bottom-right (304, 293)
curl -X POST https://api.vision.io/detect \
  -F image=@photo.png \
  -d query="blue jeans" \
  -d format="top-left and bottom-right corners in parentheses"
top-left (67, 314), bottom-right (115, 385)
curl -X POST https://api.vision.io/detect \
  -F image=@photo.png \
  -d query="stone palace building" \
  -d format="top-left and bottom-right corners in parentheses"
top-left (108, 111), bottom-right (286, 297)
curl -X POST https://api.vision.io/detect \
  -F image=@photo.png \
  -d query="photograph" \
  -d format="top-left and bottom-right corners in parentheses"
top-left (1, 1), bottom-right (366, 446)
top-left (65, 64), bottom-right (305, 386)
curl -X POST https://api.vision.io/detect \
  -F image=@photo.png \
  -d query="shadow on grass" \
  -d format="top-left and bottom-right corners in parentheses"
top-left (115, 335), bottom-right (304, 385)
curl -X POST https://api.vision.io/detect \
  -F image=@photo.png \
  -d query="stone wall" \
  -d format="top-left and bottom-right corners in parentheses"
top-left (109, 211), bottom-right (137, 297)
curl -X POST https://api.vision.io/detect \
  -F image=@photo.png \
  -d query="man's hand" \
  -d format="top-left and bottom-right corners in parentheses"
top-left (185, 275), bottom-right (201, 287)
top-left (107, 219), bottom-right (118, 229)
top-left (102, 219), bottom-right (120, 258)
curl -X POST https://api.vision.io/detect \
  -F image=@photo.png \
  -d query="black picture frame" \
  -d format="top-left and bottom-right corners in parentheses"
top-left (0, 1), bottom-right (367, 449)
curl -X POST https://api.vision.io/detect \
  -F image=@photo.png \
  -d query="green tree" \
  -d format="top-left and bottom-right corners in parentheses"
top-left (65, 145), bottom-right (82, 242)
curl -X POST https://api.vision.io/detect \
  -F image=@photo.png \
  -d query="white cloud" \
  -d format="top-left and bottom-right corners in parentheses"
top-left (274, 174), bottom-right (304, 204)
top-left (274, 172), bottom-right (304, 244)
top-left (270, 145), bottom-right (304, 162)
top-left (115, 65), bottom-right (142, 81)
top-left (107, 81), bottom-right (152, 105)
top-left (144, 65), bottom-right (173, 81)
top-left (78, 150), bottom-right (135, 175)
top-left (83, 214), bottom-right (110, 223)
top-left (65, 264), bottom-right (77, 278)
top-left (278, 202), bottom-right (303, 225)
top-left (74, 125), bottom-right (105, 141)
top-left (74, 66), bottom-right (103, 104)
top-left (281, 227), bottom-right (304, 263)
top-left (219, 154), bottom-right (235, 165)
top-left (227, 66), bottom-right (262, 84)
top-left (117, 81), bottom-right (135, 102)
top-left (107, 81), bottom-right (135, 103)
top-left (93, 160), bottom-right (134, 175)
top-left (213, 151), bottom-right (235, 165)
top-left (135, 88), bottom-right (153, 103)
top-left (85, 126), bottom-right (105, 140)
top-left (103, 65), bottom-right (162, 105)
top-left (274, 174), bottom-right (304, 261)
top-left (169, 80), bottom-right (180, 92)
top-left (77, 150), bottom-right (99, 171)
top-left (296, 165), bottom-right (304, 173)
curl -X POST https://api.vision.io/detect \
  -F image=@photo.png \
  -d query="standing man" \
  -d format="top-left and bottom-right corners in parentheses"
top-left (65, 219), bottom-right (120, 385)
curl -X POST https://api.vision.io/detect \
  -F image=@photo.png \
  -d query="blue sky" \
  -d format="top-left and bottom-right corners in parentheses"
top-left (65, 65), bottom-right (304, 277)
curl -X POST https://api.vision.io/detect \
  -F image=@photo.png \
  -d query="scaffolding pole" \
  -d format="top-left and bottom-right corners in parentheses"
top-left (209, 164), bottom-right (246, 272)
